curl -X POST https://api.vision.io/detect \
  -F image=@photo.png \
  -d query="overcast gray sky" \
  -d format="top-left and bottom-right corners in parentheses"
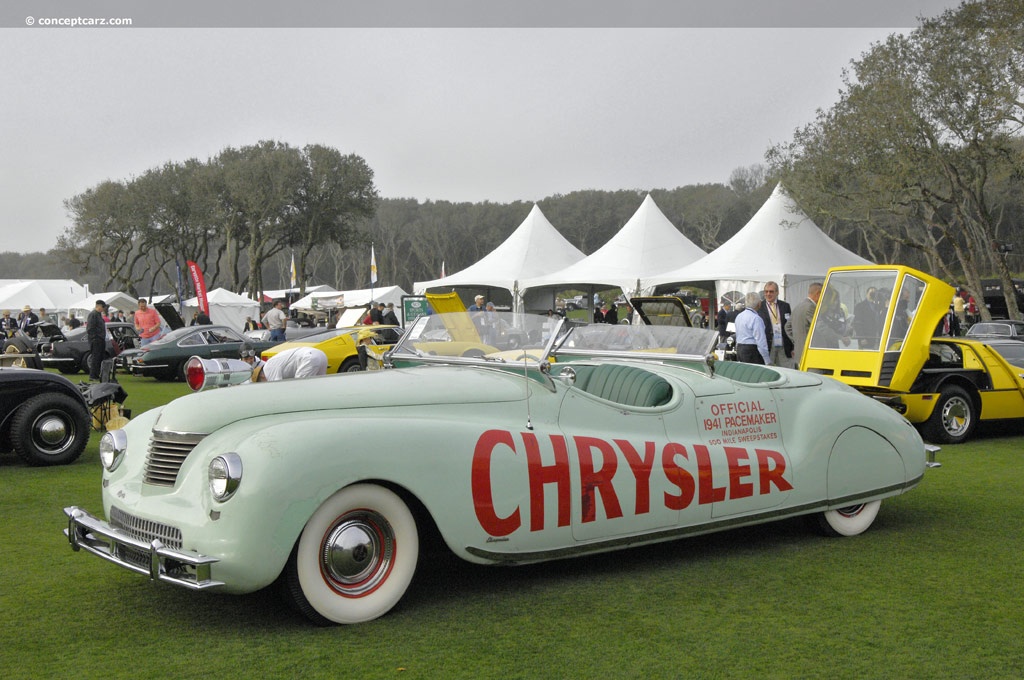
top-left (1, 0), bottom-right (960, 254)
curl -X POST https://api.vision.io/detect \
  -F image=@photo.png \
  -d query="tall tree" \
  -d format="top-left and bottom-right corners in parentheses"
top-left (769, 0), bottom-right (1024, 319)
top-left (219, 141), bottom-right (306, 299)
top-left (57, 180), bottom-right (151, 293)
top-left (289, 145), bottom-right (378, 296)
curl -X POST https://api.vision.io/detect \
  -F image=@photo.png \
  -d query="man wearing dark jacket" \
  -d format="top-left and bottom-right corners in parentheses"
top-left (756, 281), bottom-right (794, 368)
top-left (86, 299), bottom-right (107, 381)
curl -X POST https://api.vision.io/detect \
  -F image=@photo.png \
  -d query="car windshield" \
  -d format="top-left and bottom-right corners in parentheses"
top-left (811, 269), bottom-right (928, 352)
top-left (968, 323), bottom-right (1012, 336)
top-left (389, 311), bottom-right (719, 368)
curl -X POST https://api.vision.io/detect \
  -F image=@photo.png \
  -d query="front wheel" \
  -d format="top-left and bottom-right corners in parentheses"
top-left (814, 500), bottom-right (881, 537)
top-left (10, 393), bottom-right (91, 466)
top-left (284, 484), bottom-right (419, 625)
top-left (922, 385), bottom-right (976, 444)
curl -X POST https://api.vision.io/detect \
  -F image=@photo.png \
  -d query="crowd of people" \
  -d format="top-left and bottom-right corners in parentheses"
top-left (1, 280), bottom-right (994, 385)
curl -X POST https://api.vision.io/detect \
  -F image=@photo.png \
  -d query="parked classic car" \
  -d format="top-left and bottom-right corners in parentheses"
top-left (801, 265), bottom-right (1024, 444)
top-left (964, 320), bottom-right (1024, 341)
top-left (260, 325), bottom-right (403, 373)
top-left (1, 367), bottom-right (92, 465)
top-left (119, 325), bottom-right (278, 381)
top-left (64, 311), bottom-right (933, 625)
top-left (39, 322), bottom-right (141, 374)
top-left (243, 319), bottom-right (325, 343)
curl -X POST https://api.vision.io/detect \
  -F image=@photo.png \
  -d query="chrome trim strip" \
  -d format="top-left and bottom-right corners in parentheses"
top-left (63, 506), bottom-right (222, 590)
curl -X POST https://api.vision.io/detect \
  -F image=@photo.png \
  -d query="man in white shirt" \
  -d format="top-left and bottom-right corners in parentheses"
top-left (261, 299), bottom-right (288, 342)
top-left (733, 292), bottom-right (770, 365)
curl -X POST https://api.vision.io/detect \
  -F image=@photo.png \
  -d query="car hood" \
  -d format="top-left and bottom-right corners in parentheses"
top-left (155, 302), bottom-right (186, 330)
top-left (151, 365), bottom-right (529, 434)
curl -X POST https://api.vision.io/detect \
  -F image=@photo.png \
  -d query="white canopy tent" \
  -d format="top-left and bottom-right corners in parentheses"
top-left (0, 279), bottom-right (89, 315)
top-left (414, 204), bottom-right (585, 312)
top-left (183, 287), bottom-right (261, 331)
top-left (291, 285), bottom-right (408, 314)
top-left (258, 285), bottom-right (336, 303)
top-left (519, 194), bottom-right (705, 307)
top-left (67, 292), bottom-right (138, 318)
top-left (647, 184), bottom-right (872, 305)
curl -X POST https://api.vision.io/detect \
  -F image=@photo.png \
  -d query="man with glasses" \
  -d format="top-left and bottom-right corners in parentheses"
top-left (757, 281), bottom-right (794, 368)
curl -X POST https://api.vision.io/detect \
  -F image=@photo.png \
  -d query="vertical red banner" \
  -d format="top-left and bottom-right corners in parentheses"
top-left (186, 260), bottom-right (210, 315)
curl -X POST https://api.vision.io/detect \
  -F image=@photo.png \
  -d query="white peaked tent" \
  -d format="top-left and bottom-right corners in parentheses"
top-left (413, 204), bottom-right (586, 311)
top-left (647, 184), bottom-right (872, 304)
top-left (183, 288), bottom-right (260, 330)
top-left (0, 279), bottom-right (89, 313)
top-left (520, 194), bottom-right (706, 304)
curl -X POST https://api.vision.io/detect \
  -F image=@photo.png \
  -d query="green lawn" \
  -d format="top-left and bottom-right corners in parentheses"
top-left (2, 375), bottom-right (1022, 679)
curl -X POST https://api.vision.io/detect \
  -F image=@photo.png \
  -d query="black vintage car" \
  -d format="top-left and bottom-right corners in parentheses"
top-left (39, 322), bottom-right (141, 374)
top-left (0, 367), bottom-right (92, 466)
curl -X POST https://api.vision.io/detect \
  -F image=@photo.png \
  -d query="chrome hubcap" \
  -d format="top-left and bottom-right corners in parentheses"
top-left (321, 510), bottom-right (394, 596)
top-left (941, 396), bottom-right (970, 436)
top-left (836, 504), bottom-right (864, 518)
top-left (35, 413), bottom-right (71, 452)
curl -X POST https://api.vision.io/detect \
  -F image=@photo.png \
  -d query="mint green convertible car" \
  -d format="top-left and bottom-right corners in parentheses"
top-left (64, 311), bottom-right (934, 625)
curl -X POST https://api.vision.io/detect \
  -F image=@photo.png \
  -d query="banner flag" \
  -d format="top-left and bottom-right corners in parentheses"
top-left (290, 252), bottom-right (297, 288)
top-left (186, 260), bottom-right (210, 315)
top-left (370, 245), bottom-right (378, 285)
top-left (175, 262), bottom-right (185, 315)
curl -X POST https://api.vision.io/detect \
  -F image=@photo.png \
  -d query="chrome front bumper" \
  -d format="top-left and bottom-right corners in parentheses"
top-left (63, 506), bottom-right (223, 590)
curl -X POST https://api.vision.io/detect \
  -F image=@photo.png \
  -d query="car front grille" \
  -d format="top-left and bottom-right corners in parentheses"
top-left (109, 506), bottom-right (183, 551)
top-left (143, 430), bottom-right (207, 486)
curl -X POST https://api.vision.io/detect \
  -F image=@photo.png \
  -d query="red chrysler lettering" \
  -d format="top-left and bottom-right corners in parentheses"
top-left (574, 436), bottom-right (623, 523)
top-left (471, 429), bottom-right (521, 536)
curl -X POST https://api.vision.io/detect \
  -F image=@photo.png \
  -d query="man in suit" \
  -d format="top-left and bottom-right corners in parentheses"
top-left (757, 281), bottom-right (794, 368)
top-left (786, 282), bottom-right (822, 367)
top-left (19, 305), bottom-right (40, 339)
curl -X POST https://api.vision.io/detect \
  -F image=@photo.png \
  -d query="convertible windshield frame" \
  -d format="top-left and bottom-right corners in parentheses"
top-left (387, 311), bottom-right (719, 374)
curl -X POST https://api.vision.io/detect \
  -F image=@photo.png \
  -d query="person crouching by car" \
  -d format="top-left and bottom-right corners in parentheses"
top-left (252, 346), bottom-right (328, 382)
top-left (87, 299), bottom-right (108, 381)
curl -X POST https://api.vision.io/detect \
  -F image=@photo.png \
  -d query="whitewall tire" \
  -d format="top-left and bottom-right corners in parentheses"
top-left (816, 500), bottom-right (882, 537)
top-left (285, 484), bottom-right (419, 624)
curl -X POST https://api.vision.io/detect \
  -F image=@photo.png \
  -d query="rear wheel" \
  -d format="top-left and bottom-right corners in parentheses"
top-left (339, 357), bottom-right (362, 373)
top-left (922, 385), bottom-right (976, 444)
top-left (815, 500), bottom-right (881, 537)
top-left (10, 392), bottom-right (91, 466)
top-left (284, 484), bottom-right (419, 625)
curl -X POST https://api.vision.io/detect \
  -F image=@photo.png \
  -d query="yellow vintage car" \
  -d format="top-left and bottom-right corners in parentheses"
top-left (801, 265), bottom-right (1024, 444)
top-left (260, 326), bottom-right (402, 373)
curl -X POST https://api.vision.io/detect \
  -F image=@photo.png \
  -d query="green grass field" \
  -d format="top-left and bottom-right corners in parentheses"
top-left (2, 374), bottom-right (1022, 679)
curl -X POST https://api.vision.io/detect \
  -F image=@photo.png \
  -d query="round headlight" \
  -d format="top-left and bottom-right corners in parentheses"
top-left (99, 429), bottom-right (128, 472)
top-left (209, 453), bottom-right (243, 501)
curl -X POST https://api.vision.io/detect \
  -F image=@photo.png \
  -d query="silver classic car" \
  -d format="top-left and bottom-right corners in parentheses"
top-left (64, 311), bottom-right (934, 625)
